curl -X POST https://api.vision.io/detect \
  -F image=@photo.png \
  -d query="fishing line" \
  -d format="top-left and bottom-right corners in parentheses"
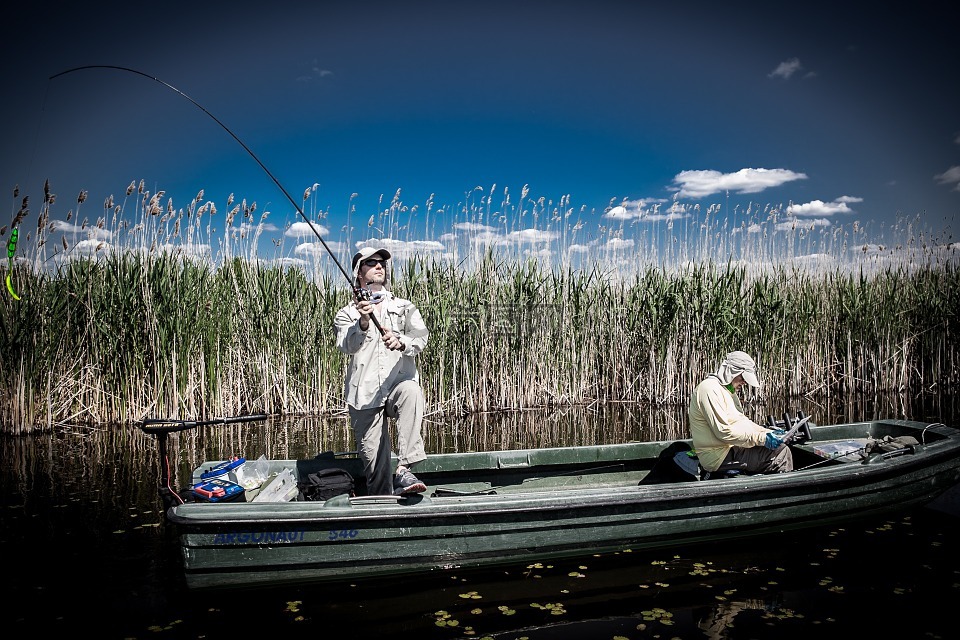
top-left (48, 65), bottom-right (385, 329)
top-left (24, 81), bottom-right (54, 201)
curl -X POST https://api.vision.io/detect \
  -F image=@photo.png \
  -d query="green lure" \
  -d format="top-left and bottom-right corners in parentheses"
top-left (5, 227), bottom-right (20, 300)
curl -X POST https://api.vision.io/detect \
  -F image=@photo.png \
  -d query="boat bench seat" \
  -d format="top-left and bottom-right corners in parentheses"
top-left (430, 470), bottom-right (646, 496)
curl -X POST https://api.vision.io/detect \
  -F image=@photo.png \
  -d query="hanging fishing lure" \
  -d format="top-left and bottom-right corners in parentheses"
top-left (5, 227), bottom-right (20, 300)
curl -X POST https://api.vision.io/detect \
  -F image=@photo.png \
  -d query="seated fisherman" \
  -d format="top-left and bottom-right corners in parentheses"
top-left (688, 351), bottom-right (793, 475)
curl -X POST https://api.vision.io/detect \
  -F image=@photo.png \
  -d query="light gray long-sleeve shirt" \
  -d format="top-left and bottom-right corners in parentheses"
top-left (688, 375), bottom-right (769, 471)
top-left (334, 292), bottom-right (429, 410)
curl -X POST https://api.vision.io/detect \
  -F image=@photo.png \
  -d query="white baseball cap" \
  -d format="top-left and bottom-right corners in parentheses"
top-left (723, 350), bottom-right (761, 387)
top-left (351, 247), bottom-right (391, 270)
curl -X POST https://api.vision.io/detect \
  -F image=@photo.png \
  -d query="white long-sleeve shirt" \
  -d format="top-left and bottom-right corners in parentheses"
top-left (688, 375), bottom-right (768, 471)
top-left (334, 292), bottom-right (429, 410)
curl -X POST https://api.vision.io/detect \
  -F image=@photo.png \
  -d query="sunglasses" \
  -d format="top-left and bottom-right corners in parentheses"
top-left (361, 258), bottom-right (386, 268)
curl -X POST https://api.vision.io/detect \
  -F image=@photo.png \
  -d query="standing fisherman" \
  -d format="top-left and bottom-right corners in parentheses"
top-left (334, 247), bottom-right (430, 496)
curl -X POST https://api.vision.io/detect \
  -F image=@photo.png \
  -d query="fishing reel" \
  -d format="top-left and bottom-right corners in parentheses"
top-left (765, 410), bottom-right (814, 444)
top-left (353, 287), bottom-right (388, 336)
top-left (355, 287), bottom-right (386, 304)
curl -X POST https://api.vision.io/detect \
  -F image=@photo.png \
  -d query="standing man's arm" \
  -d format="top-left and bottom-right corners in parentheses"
top-left (397, 305), bottom-right (429, 355)
top-left (381, 303), bottom-right (428, 354)
top-left (334, 304), bottom-right (368, 354)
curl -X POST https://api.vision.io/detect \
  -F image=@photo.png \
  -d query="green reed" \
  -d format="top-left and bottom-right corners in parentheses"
top-left (2, 181), bottom-right (958, 433)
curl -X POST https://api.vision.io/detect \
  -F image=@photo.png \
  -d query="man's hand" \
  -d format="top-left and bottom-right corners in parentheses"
top-left (764, 430), bottom-right (786, 450)
top-left (355, 298), bottom-right (373, 331)
top-left (381, 327), bottom-right (405, 351)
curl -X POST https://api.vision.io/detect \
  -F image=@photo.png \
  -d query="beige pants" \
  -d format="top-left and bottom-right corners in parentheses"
top-left (348, 379), bottom-right (426, 495)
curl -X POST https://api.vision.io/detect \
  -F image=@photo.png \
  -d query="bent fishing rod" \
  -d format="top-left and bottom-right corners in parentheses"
top-left (49, 64), bottom-right (385, 334)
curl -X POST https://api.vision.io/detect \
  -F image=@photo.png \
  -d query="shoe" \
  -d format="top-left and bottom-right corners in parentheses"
top-left (393, 467), bottom-right (426, 495)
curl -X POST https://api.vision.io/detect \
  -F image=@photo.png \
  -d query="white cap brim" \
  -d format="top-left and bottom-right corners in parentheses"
top-left (741, 370), bottom-right (761, 388)
top-left (351, 247), bottom-right (392, 270)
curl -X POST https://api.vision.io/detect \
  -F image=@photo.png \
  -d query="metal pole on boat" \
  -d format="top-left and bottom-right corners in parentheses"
top-left (138, 414), bottom-right (268, 509)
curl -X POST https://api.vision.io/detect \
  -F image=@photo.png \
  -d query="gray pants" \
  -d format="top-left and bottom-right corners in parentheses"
top-left (348, 379), bottom-right (426, 495)
top-left (722, 443), bottom-right (794, 474)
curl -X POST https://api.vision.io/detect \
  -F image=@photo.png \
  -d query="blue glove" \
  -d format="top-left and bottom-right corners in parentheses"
top-left (764, 430), bottom-right (786, 450)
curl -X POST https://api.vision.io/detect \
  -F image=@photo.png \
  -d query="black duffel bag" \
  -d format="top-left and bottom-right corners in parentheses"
top-left (298, 468), bottom-right (355, 501)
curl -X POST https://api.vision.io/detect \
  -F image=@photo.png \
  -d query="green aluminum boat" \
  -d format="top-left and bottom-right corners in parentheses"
top-left (139, 416), bottom-right (960, 590)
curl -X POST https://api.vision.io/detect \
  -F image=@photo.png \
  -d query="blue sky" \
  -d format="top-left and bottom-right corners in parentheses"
top-left (2, 0), bottom-right (958, 272)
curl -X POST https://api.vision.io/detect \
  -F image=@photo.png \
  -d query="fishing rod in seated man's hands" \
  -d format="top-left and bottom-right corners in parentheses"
top-left (49, 64), bottom-right (386, 335)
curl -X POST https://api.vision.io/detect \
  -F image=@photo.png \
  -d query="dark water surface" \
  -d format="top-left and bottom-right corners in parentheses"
top-left (2, 396), bottom-right (959, 639)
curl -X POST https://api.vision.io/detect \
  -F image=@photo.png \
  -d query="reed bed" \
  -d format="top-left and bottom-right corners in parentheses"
top-left (1, 181), bottom-right (958, 433)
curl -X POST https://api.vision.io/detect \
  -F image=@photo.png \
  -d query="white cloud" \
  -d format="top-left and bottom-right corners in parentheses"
top-left (786, 199), bottom-right (855, 217)
top-left (626, 199), bottom-right (694, 223)
top-left (453, 222), bottom-right (498, 233)
top-left (522, 247), bottom-right (553, 259)
top-left (848, 242), bottom-right (960, 269)
top-left (605, 205), bottom-right (632, 220)
top-left (504, 228), bottom-right (559, 244)
top-left (294, 241), bottom-right (346, 257)
top-left (834, 195), bottom-right (863, 204)
top-left (789, 253), bottom-right (841, 270)
top-left (935, 165), bottom-right (960, 191)
top-left (49, 219), bottom-right (113, 241)
top-left (605, 238), bottom-right (635, 250)
top-left (672, 168), bottom-right (807, 198)
top-left (296, 61), bottom-right (334, 83)
top-left (50, 220), bottom-right (83, 233)
top-left (774, 218), bottom-right (831, 231)
top-left (286, 221), bottom-right (330, 238)
top-left (159, 242), bottom-right (211, 258)
top-left (355, 238), bottom-right (446, 258)
top-left (603, 198), bottom-right (665, 220)
top-left (458, 227), bottom-right (559, 247)
top-left (273, 257), bottom-right (308, 268)
top-left (567, 243), bottom-right (591, 254)
top-left (72, 238), bottom-right (110, 257)
top-left (645, 210), bottom-right (690, 222)
top-left (466, 231), bottom-right (503, 246)
top-left (856, 244), bottom-right (887, 255)
top-left (769, 57), bottom-right (803, 79)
